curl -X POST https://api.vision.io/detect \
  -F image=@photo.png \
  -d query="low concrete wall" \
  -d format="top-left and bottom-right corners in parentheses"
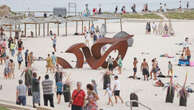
top-left (0, 101), bottom-right (52, 110)
top-left (0, 101), bottom-right (33, 110)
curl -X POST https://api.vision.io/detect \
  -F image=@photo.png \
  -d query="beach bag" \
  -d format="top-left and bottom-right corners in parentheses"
top-left (165, 86), bottom-right (175, 103)
top-left (179, 90), bottom-right (187, 106)
top-left (130, 93), bottom-right (138, 107)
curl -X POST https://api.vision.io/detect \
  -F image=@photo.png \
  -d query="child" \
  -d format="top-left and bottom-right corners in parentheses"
top-left (104, 83), bottom-right (113, 106)
top-left (168, 61), bottom-right (173, 76)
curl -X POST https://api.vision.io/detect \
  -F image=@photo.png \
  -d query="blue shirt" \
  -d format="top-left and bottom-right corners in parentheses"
top-left (51, 55), bottom-right (56, 65)
top-left (53, 38), bottom-right (56, 45)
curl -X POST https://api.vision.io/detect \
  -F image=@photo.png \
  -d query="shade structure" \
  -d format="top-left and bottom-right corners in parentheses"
top-left (21, 17), bottom-right (43, 37)
top-left (89, 14), bottom-right (123, 32)
top-left (43, 15), bottom-right (66, 23)
top-left (0, 16), bottom-right (22, 37)
top-left (0, 17), bottom-right (22, 25)
top-left (67, 16), bottom-right (96, 34)
top-left (43, 16), bottom-right (67, 36)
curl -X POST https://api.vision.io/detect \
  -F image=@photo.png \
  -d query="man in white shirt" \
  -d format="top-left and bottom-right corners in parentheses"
top-left (113, 75), bottom-right (124, 104)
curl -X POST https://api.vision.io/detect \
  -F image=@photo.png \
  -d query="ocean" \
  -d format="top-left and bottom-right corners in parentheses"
top-left (0, 0), bottom-right (193, 12)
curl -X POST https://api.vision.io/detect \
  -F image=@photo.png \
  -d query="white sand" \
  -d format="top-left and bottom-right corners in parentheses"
top-left (0, 20), bottom-right (194, 110)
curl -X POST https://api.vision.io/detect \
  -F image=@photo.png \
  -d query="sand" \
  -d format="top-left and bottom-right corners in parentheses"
top-left (0, 20), bottom-right (194, 110)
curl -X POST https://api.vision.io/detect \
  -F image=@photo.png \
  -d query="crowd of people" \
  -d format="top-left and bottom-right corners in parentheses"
top-left (0, 11), bottom-right (193, 110)
top-left (145, 20), bottom-right (175, 37)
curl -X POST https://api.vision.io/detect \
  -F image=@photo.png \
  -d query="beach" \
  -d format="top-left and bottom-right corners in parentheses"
top-left (0, 19), bottom-right (194, 110)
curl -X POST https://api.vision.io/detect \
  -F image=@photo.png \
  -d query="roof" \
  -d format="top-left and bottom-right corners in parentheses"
top-left (0, 17), bottom-right (22, 26)
top-left (43, 16), bottom-right (66, 23)
top-left (89, 14), bottom-right (121, 20)
top-left (67, 16), bottom-right (96, 22)
top-left (21, 17), bottom-right (41, 24)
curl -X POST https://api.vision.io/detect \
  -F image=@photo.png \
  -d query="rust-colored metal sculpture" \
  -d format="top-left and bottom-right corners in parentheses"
top-left (57, 33), bottom-right (133, 69)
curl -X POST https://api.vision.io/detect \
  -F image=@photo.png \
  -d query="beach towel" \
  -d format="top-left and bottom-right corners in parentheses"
top-left (162, 34), bottom-right (169, 37)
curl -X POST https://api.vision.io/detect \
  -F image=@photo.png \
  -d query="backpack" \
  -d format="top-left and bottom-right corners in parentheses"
top-left (130, 93), bottom-right (138, 107)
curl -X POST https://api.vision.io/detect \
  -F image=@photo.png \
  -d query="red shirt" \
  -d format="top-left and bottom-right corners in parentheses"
top-left (72, 89), bottom-right (85, 107)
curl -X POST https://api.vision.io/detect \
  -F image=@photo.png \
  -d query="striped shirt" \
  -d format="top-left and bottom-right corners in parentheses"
top-left (42, 79), bottom-right (53, 95)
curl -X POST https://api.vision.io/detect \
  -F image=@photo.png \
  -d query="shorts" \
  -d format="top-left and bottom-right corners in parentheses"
top-left (57, 91), bottom-right (62, 95)
top-left (133, 68), bottom-right (137, 72)
top-left (114, 90), bottom-right (120, 96)
top-left (4, 67), bottom-right (10, 75)
top-left (108, 64), bottom-right (113, 71)
top-left (53, 44), bottom-right (56, 48)
top-left (18, 48), bottom-right (22, 51)
top-left (18, 61), bottom-right (22, 64)
top-left (143, 68), bottom-right (149, 75)
top-left (152, 68), bottom-right (157, 73)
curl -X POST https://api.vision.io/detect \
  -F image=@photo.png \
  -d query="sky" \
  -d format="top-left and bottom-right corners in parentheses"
top-left (0, 0), bottom-right (193, 12)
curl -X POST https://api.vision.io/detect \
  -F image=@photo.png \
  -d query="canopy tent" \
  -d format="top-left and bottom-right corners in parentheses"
top-left (67, 16), bottom-right (96, 34)
top-left (89, 14), bottom-right (123, 32)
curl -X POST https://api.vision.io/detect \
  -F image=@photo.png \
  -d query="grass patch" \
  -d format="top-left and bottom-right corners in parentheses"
top-left (120, 13), bottom-right (162, 19)
top-left (0, 106), bottom-right (9, 110)
top-left (164, 11), bottom-right (194, 19)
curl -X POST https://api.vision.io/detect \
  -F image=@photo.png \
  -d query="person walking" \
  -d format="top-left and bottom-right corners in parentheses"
top-left (117, 55), bottom-right (123, 74)
top-left (85, 84), bottom-right (99, 110)
top-left (51, 52), bottom-right (57, 72)
top-left (51, 34), bottom-right (57, 52)
top-left (104, 83), bottom-right (114, 106)
top-left (56, 80), bottom-right (63, 104)
top-left (16, 80), bottom-right (27, 106)
top-left (32, 72), bottom-right (41, 108)
top-left (17, 39), bottom-right (23, 53)
top-left (113, 76), bottom-right (124, 104)
top-left (4, 56), bottom-right (10, 80)
top-left (168, 61), bottom-right (173, 76)
top-left (107, 56), bottom-right (114, 74)
top-left (10, 41), bottom-right (15, 57)
top-left (9, 59), bottom-right (15, 79)
top-left (103, 71), bottom-right (111, 91)
top-left (42, 74), bottom-right (54, 107)
top-left (23, 65), bottom-right (33, 96)
top-left (46, 54), bottom-right (53, 73)
top-left (17, 52), bottom-right (23, 70)
top-left (24, 49), bottom-right (29, 67)
top-left (54, 65), bottom-right (63, 83)
top-left (27, 52), bottom-right (34, 67)
top-left (71, 82), bottom-right (86, 110)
